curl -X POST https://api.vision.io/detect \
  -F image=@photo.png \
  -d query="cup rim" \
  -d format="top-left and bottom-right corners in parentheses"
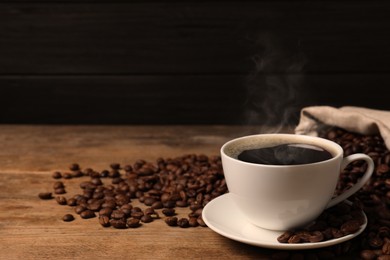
top-left (221, 133), bottom-right (343, 168)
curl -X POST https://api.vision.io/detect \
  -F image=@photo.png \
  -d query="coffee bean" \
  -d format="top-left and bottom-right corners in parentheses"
top-left (52, 171), bottom-right (62, 179)
top-left (74, 205), bottom-right (86, 214)
top-left (80, 210), bottom-right (95, 219)
top-left (111, 210), bottom-right (126, 220)
top-left (288, 235), bottom-right (301, 244)
top-left (54, 187), bottom-right (66, 194)
top-left (177, 218), bottom-right (189, 228)
top-left (63, 172), bottom-right (72, 179)
top-left (53, 181), bottom-right (64, 189)
top-left (382, 238), bottom-right (390, 254)
top-left (340, 220), bottom-right (361, 235)
top-left (55, 196), bottom-right (67, 205)
top-left (110, 219), bottom-right (127, 229)
top-left (369, 236), bottom-right (384, 248)
top-left (151, 201), bottom-right (163, 209)
top-left (99, 215), bottom-right (110, 227)
top-left (197, 216), bottom-right (207, 227)
top-left (140, 214), bottom-right (153, 223)
top-left (189, 217), bottom-right (198, 227)
top-left (69, 163), bottom-right (80, 171)
top-left (131, 211), bottom-right (144, 219)
top-left (277, 231), bottom-right (293, 243)
top-left (165, 217), bottom-right (178, 226)
top-left (110, 163), bottom-right (121, 170)
top-left (99, 208), bottom-right (113, 217)
top-left (144, 197), bottom-right (156, 206)
top-left (309, 231), bottom-right (324, 243)
top-left (88, 201), bottom-right (102, 211)
top-left (38, 192), bottom-right (53, 200)
top-left (127, 218), bottom-right (141, 228)
top-left (62, 214), bottom-right (75, 222)
top-left (162, 208), bottom-right (176, 216)
top-left (91, 178), bottom-right (103, 186)
top-left (67, 198), bottom-right (77, 206)
top-left (176, 200), bottom-right (188, 207)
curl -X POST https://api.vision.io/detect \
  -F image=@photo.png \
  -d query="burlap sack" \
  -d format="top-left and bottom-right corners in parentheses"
top-left (295, 106), bottom-right (390, 149)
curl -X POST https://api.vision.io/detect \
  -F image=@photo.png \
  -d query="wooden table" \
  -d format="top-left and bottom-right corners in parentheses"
top-left (1, 125), bottom-right (355, 260)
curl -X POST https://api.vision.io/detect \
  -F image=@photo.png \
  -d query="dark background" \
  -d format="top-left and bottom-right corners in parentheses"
top-left (1, 1), bottom-right (389, 125)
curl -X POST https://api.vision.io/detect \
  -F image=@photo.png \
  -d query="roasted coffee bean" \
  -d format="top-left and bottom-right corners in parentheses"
top-left (88, 201), bottom-right (102, 211)
top-left (69, 163), bottom-right (80, 171)
top-left (55, 196), bottom-right (67, 205)
top-left (143, 207), bottom-right (155, 216)
top-left (162, 208), bottom-right (176, 216)
top-left (176, 200), bottom-right (188, 207)
top-left (151, 201), bottom-right (163, 209)
top-left (382, 238), bottom-right (390, 254)
top-left (52, 171), bottom-right (62, 179)
top-left (108, 170), bottom-right (120, 178)
top-left (111, 210), bottom-right (126, 220)
top-left (177, 218), bottom-right (189, 228)
top-left (127, 218), bottom-right (141, 228)
top-left (288, 235), bottom-right (301, 244)
top-left (63, 172), bottom-right (72, 179)
top-left (140, 214), bottom-right (153, 223)
top-left (91, 178), bottom-right (103, 186)
top-left (99, 215), bottom-right (110, 227)
top-left (99, 207), bottom-right (113, 217)
top-left (80, 210), bottom-right (95, 219)
top-left (197, 216), bottom-right (207, 227)
top-left (309, 231), bottom-right (324, 243)
top-left (38, 192), bottom-right (53, 200)
top-left (131, 211), bottom-right (144, 219)
top-left (163, 200), bottom-right (176, 209)
top-left (189, 217), bottom-right (198, 227)
top-left (340, 220), bottom-right (361, 235)
top-left (165, 217), bottom-right (178, 226)
top-left (67, 198), bottom-right (77, 206)
top-left (53, 181), bottom-right (64, 189)
top-left (54, 187), bottom-right (66, 194)
top-left (277, 231), bottom-right (293, 243)
top-left (74, 205), bottom-right (86, 214)
top-left (101, 201), bottom-right (116, 209)
top-left (110, 163), bottom-right (121, 170)
top-left (369, 236), bottom-right (384, 248)
top-left (144, 197), bottom-right (156, 206)
top-left (62, 214), bottom-right (75, 222)
top-left (110, 219), bottom-right (127, 229)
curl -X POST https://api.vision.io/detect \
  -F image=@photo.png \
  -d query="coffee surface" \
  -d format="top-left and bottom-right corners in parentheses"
top-left (237, 143), bottom-right (333, 165)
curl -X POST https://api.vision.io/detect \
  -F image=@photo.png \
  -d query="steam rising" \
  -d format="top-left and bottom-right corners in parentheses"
top-left (244, 32), bottom-right (307, 130)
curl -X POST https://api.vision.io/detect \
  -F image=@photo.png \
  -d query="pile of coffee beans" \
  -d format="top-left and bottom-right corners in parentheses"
top-left (38, 127), bottom-right (390, 259)
top-left (277, 201), bottom-right (366, 244)
top-left (39, 154), bottom-right (226, 229)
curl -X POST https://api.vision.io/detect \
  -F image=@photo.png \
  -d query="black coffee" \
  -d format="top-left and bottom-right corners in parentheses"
top-left (237, 143), bottom-right (333, 165)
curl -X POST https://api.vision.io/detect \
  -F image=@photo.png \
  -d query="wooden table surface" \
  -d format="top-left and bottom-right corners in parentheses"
top-left (0, 124), bottom-right (354, 260)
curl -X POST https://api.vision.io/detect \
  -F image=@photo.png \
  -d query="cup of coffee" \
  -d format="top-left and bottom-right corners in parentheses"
top-left (221, 133), bottom-right (374, 231)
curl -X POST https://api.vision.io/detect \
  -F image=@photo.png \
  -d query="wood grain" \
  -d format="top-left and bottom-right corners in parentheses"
top-left (0, 125), bottom-right (291, 259)
top-left (1, 73), bottom-right (390, 125)
top-left (0, 2), bottom-right (389, 74)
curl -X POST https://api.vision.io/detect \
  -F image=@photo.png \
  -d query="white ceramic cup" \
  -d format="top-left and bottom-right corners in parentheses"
top-left (221, 133), bottom-right (374, 231)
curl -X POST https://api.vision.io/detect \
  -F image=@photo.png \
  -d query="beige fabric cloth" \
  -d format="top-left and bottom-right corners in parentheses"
top-left (295, 106), bottom-right (390, 149)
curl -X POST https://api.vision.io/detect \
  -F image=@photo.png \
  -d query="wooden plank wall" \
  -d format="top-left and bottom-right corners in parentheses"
top-left (1, 1), bottom-right (389, 125)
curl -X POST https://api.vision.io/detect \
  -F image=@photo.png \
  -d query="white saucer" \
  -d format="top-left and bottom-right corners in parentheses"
top-left (202, 193), bottom-right (367, 250)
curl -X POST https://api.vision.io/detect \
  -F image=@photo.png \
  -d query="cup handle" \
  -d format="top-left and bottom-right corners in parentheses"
top-left (326, 153), bottom-right (374, 209)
